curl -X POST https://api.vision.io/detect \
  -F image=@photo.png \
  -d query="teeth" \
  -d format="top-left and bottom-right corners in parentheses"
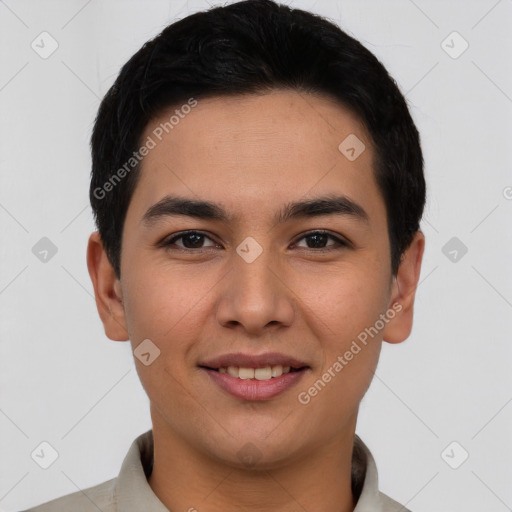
top-left (238, 367), bottom-right (254, 379)
top-left (219, 365), bottom-right (293, 380)
top-left (255, 367), bottom-right (271, 380)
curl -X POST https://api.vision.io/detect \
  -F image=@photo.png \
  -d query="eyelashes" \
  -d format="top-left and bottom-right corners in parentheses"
top-left (293, 231), bottom-right (348, 251)
top-left (160, 229), bottom-right (350, 252)
top-left (163, 231), bottom-right (218, 250)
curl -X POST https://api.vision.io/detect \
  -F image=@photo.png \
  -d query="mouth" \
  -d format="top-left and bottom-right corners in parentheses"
top-left (198, 353), bottom-right (310, 400)
top-left (199, 363), bottom-right (311, 401)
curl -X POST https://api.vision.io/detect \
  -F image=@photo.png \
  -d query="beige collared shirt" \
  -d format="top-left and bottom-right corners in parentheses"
top-left (22, 430), bottom-right (411, 512)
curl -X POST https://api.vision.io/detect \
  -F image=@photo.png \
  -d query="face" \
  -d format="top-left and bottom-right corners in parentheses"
top-left (88, 90), bottom-right (424, 468)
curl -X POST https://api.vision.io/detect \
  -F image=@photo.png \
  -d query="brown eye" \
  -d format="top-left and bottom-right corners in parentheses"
top-left (294, 231), bottom-right (348, 250)
top-left (164, 231), bottom-right (218, 250)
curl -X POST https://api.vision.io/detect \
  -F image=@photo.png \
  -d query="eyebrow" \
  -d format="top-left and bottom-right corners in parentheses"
top-left (141, 194), bottom-right (369, 227)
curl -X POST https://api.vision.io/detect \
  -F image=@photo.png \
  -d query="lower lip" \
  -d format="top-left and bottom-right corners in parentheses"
top-left (201, 367), bottom-right (308, 400)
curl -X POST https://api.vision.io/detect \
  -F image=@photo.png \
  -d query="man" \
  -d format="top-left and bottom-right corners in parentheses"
top-left (23, 0), bottom-right (425, 510)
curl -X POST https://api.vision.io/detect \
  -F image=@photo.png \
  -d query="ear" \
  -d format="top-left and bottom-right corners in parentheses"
top-left (86, 231), bottom-right (129, 341)
top-left (382, 230), bottom-right (425, 344)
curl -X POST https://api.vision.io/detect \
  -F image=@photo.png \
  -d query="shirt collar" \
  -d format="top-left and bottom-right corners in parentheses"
top-left (114, 429), bottom-right (387, 511)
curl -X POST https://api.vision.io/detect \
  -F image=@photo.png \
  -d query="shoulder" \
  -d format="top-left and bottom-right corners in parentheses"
top-left (353, 434), bottom-right (413, 512)
top-left (379, 490), bottom-right (412, 512)
top-left (19, 477), bottom-right (117, 512)
top-left (20, 430), bottom-right (155, 512)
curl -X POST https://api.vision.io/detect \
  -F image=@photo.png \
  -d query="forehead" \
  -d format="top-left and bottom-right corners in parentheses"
top-left (130, 90), bottom-right (385, 226)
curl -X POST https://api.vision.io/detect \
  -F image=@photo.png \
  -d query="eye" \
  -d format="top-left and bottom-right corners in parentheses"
top-left (162, 230), bottom-right (219, 250)
top-left (293, 230), bottom-right (348, 251)
top-left (160, 229), bottom-right (349, 252)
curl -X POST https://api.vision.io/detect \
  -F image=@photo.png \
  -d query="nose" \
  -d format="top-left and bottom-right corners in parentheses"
top-left (215, 243), bottom-right (295, 336)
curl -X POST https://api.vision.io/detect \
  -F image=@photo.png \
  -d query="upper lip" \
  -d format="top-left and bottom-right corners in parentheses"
top-left (199, 352), bottom-right (309, 369)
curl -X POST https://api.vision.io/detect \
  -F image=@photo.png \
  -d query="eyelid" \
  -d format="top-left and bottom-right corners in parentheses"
top-left (161, 230), bottom-right (219, 249)
top-left (292, 230), bottom-right (349, 249)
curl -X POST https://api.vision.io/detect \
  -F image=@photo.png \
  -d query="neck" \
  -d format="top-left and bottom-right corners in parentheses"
top-left (147, 413), bottom-right (357, 512)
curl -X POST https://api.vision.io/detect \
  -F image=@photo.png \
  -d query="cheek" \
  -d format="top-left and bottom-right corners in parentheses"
top-left (121, 261), bottom-right (206, 346)
top-left (294, 264), bottom-right (387, 397)
top-left (295, 270), bottom-right (385, 419)
top-left (296, 263), bottom-right (389, 339)
top-left (120, 266), bottom-right (205, 400)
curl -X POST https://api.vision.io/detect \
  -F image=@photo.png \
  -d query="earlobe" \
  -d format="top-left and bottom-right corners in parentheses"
top-left (382, 230), bottom-right (425, 344)
top-left (86, 231), bottom-right (129, 341)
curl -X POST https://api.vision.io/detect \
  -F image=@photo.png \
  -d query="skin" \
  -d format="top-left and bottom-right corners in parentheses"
top-left (87, 90), bottom-right (424, 512)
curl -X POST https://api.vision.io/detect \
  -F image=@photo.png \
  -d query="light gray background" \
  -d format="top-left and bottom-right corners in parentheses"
top-left (1, 1), bottom-right (511, 511)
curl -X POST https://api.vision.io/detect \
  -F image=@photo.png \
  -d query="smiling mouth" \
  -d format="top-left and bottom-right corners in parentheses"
top-left (199, 365), bottom-right (308, 381)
